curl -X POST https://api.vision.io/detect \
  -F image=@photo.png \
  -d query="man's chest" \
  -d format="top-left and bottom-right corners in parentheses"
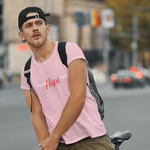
top-left (30, 63), bottom-right (68, 92)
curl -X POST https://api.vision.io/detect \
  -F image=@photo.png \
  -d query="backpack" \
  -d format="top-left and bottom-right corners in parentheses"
top-left (24, 42), bottom-right (104, 120)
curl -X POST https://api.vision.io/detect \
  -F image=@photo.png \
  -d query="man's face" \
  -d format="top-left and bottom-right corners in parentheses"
top-left (19, 12), bottom-right (50, 48)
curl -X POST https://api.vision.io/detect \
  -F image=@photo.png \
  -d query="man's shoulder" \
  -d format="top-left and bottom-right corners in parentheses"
top-left (65, 41), bottom-right (83, 51)
top-left (22, 56), bottom-right (33, 74)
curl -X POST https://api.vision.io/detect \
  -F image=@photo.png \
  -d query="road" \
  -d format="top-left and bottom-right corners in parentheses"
top-left (98, 82), bottom-right (150, 150)
top-left (0, 82), bottom-right (150, 150)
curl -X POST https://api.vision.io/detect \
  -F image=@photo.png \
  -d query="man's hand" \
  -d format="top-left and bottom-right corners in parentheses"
top-left (39, 135), bottom-right (59, 150)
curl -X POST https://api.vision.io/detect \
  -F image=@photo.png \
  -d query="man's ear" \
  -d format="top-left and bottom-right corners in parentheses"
top-left (18, 31), bottom-right (26, 42)
top-left (46, 24), bottom-right (51, 35)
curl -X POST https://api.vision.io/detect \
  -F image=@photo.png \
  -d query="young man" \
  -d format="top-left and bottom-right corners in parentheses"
top-left (18, 6), bottom-right (114, 150)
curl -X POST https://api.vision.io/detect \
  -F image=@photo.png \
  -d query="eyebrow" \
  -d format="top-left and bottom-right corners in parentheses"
top-left (24, 19), bottom-right (43, 27)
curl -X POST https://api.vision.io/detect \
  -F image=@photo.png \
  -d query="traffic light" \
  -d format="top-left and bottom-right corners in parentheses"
top-left (91, 10), bottom-right (100, 28)
top-left (73, 11), bottom-right (86, 28)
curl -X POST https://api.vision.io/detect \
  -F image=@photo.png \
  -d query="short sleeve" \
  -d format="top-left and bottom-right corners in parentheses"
top-left (66, 42), bottom-right (88, 66)
top-left (20, 65), bottom-right (31, 90)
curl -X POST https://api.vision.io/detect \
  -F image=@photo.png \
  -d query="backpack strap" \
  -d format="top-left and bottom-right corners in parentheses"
top-left (58, 42), bottom-right (92, 89)
top-left (87, 68), bottom-right (103, 102)
top-left (58, 42), bottom-right (68, 68)
top-left (24, 56), bottom-right (33, 112)
top-left (87, 68), bottom-right (99, 92)
top-left (57, 42), bottom-right (104, 120)
top-left (24, 56), bottom-right (32, 87)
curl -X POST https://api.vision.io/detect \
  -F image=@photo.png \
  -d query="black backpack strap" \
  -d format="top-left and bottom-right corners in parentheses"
top-left (24, 56), bottom-right (32, 87)
top-left (24, 56), bottom-right (33, 112)
top-left (57, 42), bottom-right (105, 119)
top-left (58, 42), bottom-right (91, 90)
top-left (58, 42), bottom-right (68, 68)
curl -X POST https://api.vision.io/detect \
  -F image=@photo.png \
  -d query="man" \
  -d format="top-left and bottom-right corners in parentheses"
top-left (18, 6), bottom-right (114, 150)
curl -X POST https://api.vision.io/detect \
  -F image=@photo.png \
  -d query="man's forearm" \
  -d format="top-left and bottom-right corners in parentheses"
top-left (31, 113), bottom-right (50, 143)
top-left (50, 95), bottom-right (85, 141)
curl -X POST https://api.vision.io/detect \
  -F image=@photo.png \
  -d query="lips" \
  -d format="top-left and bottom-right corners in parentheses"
top-left (32, 32), bottom-right (41, 38)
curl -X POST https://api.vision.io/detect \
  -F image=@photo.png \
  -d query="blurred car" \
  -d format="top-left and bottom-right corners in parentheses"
top-left (5, 69), bottom-right (13, 82)
top-left (90, 68), bottom-right (107, 86)
top-left (0, 69), bottom-right (4, 88)
top-left (129, 66), bottom-right (146, 86)
top-left (148, 68), bottom-right (150, 84)
top-left (136, 67), bottom-right (150, 84)
top-left (110, 69), bottom-right (144, 88)
top-left (110, 69), bottom-right (145, 88)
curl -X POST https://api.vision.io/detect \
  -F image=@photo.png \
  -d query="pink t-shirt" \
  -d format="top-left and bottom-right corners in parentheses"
top-left (21, 41), bottom-right (106, 144)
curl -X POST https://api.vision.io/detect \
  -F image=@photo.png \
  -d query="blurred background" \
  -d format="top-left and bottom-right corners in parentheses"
top-left (0, 0), bottom-right (150, 85)
top-left (0, 0), bottom-right (150, 150)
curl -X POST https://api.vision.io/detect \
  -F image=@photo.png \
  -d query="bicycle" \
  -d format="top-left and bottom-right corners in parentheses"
top-left (110, 130), bottom-right (132, 150)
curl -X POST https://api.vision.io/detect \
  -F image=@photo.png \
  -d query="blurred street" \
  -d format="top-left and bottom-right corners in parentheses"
top-left (0, 1), bottom-right (150, 150)
top-left (0, 82), bottom-right (150, 150)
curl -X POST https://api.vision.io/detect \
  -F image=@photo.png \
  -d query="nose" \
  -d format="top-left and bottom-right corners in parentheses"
top-left (32, 23), bottom-right (38, 31)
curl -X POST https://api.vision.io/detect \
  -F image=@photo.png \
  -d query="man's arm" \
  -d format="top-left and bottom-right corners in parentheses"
top-left (39, 58), bottom-right (87, 150)
top-left (23, 89), bottom-right (50, 143)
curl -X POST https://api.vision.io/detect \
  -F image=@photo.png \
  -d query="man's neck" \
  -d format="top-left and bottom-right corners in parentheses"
top-left (30, 38), bottom-right (55, 63)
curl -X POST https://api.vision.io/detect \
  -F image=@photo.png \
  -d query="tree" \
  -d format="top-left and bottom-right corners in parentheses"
top-left (105, 0), bottom-right (150, 63)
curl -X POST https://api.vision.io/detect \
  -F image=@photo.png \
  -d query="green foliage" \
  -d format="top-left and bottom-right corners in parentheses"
top-left (105, 0), bottom-right (150, 60)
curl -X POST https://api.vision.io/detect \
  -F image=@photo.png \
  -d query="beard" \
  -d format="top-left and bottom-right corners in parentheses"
top-left (28, 38), bottom-right (46, 48)
top-left (26, 31), bottom-right (47, 48)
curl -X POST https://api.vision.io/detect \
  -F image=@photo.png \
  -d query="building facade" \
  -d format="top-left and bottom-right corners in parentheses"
top-left (0, 0), bottom-right (105, 74)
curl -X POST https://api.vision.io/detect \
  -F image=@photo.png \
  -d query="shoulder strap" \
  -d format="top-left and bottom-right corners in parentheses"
top-left (24, 56), bottom-right (32, 87)
top-left (58, 42), bottom-right (91, 90)
top-left (24, 56), bottom-right (33, 112)
top-left (58, 42), bottom-right (68, 68)
top-left (87, 68), bottom-right (99, 92)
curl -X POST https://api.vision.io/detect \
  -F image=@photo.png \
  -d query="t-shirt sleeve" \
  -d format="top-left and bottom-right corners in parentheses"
top-left (20, 65), bottom-right (31, 90)
top-left (66, 42), bottom-right (88, 66)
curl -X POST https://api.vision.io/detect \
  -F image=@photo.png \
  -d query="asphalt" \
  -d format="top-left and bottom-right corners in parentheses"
top-left (0, 82), bottom-right (150, 150)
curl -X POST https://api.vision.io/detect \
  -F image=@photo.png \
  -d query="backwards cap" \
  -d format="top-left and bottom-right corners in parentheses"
top-left (18, 6), bottom-right (50, 29)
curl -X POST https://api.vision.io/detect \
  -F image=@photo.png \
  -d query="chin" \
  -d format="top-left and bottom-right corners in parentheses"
top-left (27, 36), bottom-right (47, 48)
top-left (28, 40), bottom-right (43, 48)
top-left (34, 41), bottom-right (43, 48)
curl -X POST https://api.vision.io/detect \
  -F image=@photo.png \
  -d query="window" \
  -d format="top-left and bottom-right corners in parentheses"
top-left (0, 0), bottom-right (3, 42)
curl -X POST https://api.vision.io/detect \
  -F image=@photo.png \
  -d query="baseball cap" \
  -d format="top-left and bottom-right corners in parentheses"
top-left (18, 6), bottom-right (50, 29)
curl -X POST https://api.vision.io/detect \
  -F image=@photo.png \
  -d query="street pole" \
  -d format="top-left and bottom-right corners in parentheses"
top-left (131, 6), bottom-right (150, 67)
top-left (131, 9), bottom-right (138, 67)
top-left (102, 27), bottom-right (109, 78)
top-left (131, 8), bottom-right (138, 67)
top-left (101, 9), bottom-right (115, 78)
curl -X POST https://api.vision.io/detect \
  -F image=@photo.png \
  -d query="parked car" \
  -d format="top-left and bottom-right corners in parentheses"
top-left (5, 69), bottom-right (13, 82)
top-left (148, 68), bottom-right (150, 85)
top-left (110, 69), bottom-right (137, 88)
top-left (110, 69), bottom-right (145, 88)
top-left (129, 66), bottom-right (146, 86)
top-left (136, 67), bottom-right (150, 84)
top-left (0, 69), bottom-right (4, 88)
